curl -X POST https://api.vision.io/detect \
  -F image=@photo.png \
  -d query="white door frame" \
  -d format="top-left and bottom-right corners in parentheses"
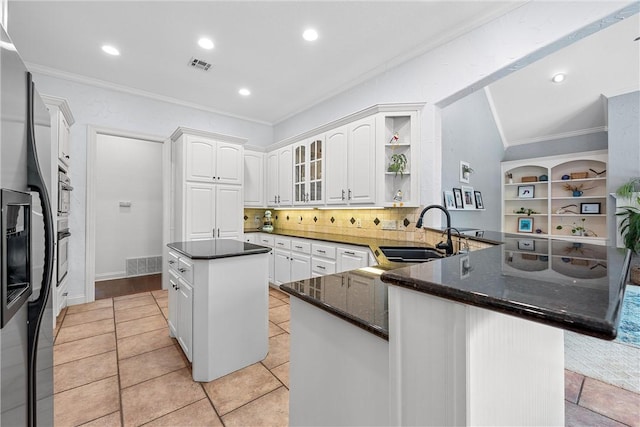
top-left (85, 126), bottom-right (169, 303)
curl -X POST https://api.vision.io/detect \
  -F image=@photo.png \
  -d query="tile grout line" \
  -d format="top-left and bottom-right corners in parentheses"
top-left (217, 385), bottom-right (288, 421)
top-left (112, 296), bottom-right (126, 427)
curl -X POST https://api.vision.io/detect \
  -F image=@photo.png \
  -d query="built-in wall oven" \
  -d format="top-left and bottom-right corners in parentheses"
top-left (57, 170), bottom-right (72, 215)
top-left (1, 189), bottom-right (33, 327)
top-left (56, 217), bottom-right (70, 285)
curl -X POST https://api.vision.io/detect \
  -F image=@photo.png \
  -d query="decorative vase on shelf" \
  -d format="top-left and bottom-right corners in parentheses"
top-left (572, 190), bottom-right (583, 197)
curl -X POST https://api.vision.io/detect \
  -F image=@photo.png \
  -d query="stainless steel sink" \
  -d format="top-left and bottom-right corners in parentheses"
top-left (378, 246), bottom-right (444, 263)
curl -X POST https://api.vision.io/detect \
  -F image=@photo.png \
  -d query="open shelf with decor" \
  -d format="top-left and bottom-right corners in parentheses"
top-left (380, 111), bottom-right (419, 207)
top-left (501, 151), bottom-right (607, 244)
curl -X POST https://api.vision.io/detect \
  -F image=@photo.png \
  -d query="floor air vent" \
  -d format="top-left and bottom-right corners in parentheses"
top-left (189, 57), bottom-right (212, 71)
top-left (126, 256), bottom-right (162, 277)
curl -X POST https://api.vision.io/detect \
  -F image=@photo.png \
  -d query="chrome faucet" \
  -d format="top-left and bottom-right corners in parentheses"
top-left (415, 204), bottom-right (454, 256)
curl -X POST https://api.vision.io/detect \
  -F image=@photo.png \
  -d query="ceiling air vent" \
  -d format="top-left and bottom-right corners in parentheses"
top-left (189, 57), bottom-right (212, 71)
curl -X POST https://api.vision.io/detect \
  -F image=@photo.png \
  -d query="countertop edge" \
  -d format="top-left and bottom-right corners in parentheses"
top-left (379, 248), bottom-right (632, 341)
top-left (167, 243), bottom-right (271, 260)
top-left (280, 283), bottom-right (389, 341)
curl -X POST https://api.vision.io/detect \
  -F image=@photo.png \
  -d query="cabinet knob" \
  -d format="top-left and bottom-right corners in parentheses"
top-left (62, 292), bottom-right (68, 296)
top-left (65, 155), bottom-right (70, 159)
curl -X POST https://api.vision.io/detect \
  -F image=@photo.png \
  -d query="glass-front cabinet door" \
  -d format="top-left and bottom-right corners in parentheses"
top-left (293, 136), bottom-right (324, 205)
top-left (294, 144), bottom-right (306, 204)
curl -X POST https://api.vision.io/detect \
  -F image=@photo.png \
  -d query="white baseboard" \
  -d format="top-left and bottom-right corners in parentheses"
top-left (95, 271), bottom-right (126, 281)
top-left (67, 295), bottom-right (87, 306)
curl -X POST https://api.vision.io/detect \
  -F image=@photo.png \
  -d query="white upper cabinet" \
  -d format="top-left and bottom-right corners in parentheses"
top-left (347, 116), bottom-right (376, 204)
top-left (267, 146), bottom-right (293, 207)
top-left (325, 117), bottom-right (376, 205)
top-left (293, 135), bottom-right (324, 205)
top-left (269, 103), bottom-right (424, 208)
top-left (171, 127), bottom-right (245, 242)
top-left (325, 126), bottom-right (349, 204)
top-left (244, 149), bottom-right (265, 207)
top-left (185, 136), bottom-right (242, 184)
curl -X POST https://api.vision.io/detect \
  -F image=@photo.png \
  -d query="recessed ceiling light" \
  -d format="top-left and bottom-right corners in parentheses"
top-left (101, 45), bottom-right (120, 56)
top-left (198, 37), bottom-right (214, 50)
top-left (302, 29), bottom-right (318, 42)
top-left (551, 73), bottom-right (566, 83)
top-left (239, 88), bottom-right (251, 96)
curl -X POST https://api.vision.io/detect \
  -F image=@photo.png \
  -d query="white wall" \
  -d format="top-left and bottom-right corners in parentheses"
top-left (31, 74), bottom-right (272, 304)
top-left (95, 134), bottom-right (163, 280)
top-left (273, 1), bottom-right (633, 227)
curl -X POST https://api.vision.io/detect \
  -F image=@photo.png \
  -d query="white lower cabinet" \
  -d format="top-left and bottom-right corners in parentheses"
top-left (337, 246), bottom-right (369, 272)
top-left (255, 233), bottom-right (373, 285)
top-left (167, 255), bottom-right (194, 361)
top-left (290, 252), bottom-right (311, 281)
top-left (274, 249), bottom-right (292, 285)
top-left (167, 248), bottom-right (269, 382)
top-left (176, 277), bottom-right (193, 360)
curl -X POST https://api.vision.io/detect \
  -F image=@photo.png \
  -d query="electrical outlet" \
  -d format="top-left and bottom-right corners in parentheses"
top-left (381, 220), bottom-right (397, 230)
top-left (356, 218), bottom-right (362, 228)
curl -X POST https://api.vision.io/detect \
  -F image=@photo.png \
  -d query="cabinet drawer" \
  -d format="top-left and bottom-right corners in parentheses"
top-left (168, 251), bottom-right (180, 272)
top-left (312, 258), bottom-right (336, 275)
top-left (177, 258), bottom-right (194, 284)
top-left (258, 234), bottom-right (275, 247)
top-left (291, 240), bottom-right (311, 254)
top-left (274, 237), bottom-right (291, 250)
top-left (312, 243), bottom-right (336, 259)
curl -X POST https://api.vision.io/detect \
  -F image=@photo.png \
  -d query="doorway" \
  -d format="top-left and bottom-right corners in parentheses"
top-left (86, 127), bottom-right (170, 302)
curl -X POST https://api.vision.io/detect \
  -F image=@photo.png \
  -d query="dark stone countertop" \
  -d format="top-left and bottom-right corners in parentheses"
top-left (280, 231), bottom-right (631, 341)
top-left (167, 239), bottom-right (271, 260)
top-left (381, 237), bottom-right (631, 340)
top-left (281, 267), bottom-right (391, 340)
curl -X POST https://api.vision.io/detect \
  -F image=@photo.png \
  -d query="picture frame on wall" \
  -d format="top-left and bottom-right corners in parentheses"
top-left (474, 191), bottom-right (484, 209)
top-left (453, 188), bottom-right (464, 208)
top-left (461, 186), bottom-right (475, 209)
top-left (443, 191), bottom-right (456, 209)
top-left (518, 217), bottom-right (534, 233)
top-left (517, 185), bottom-right (535, 198)
top-left (580, 202), bottom-right (601, 214)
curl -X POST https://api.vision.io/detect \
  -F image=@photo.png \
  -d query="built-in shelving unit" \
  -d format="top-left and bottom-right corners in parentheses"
top-left (501, 151), bottom-right (608, 244)
top-left (381, 112), bottom-right (419, 207)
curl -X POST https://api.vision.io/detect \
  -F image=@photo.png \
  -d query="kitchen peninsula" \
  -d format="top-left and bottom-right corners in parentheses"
top-left (166, 239), bottom-right (271, 382)
top-left (281, 234), bottom-right (631, 426)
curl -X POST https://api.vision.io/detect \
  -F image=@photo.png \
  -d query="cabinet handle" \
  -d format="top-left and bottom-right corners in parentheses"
top-left (348, 189), bottom-right (352, 200)
top-left (277, 195), bottom-right (281, 203)
top-left (317, 265), bottom-right (325, 270)
top-left (62, 292), bottom-right (68, 296)
top-left (65, 155), bottom-right (70, 159)
top-left (317, 249), bottom-right (325, 253)
top-left (274, 196), bottom-right (278, 203)
top-left (295, 245), bottom-right (302, 249)
top-left (306, 193), bottom-right (309, 202)
top-left (218, 228), bottom-right (220, 238)
top-left (277, 242), bottom-right (284, 246)
top-left (344, 251), bottom-right (355, 255)
top-left (178, 268), bottom-right (187, 273)
top-left (168, 260), bottom-right (176, 264)
top-left (341, 189), bottom-right (345, 201)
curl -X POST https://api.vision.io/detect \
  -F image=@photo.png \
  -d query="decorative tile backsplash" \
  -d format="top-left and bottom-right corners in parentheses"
top-left (244, 207), bottom-right (426, 242)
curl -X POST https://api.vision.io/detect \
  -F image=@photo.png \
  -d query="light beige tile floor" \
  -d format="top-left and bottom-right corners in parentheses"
top-left (54, 284), bottom-right (639, 426)
top-left (53, 286), bottom-right (292, 426)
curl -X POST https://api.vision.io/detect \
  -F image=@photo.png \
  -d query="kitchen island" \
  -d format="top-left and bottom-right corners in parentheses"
top-left (281, 234), bottom-right (631, 426)
top-left (166, 239), bottom-right (271, 382)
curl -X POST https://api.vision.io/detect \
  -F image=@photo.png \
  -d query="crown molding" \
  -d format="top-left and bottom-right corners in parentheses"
top-left (170, 126), bottom-right (248, 145)
top-left (26, 62), bottom-right (272, 127)
top-left (244, 144), bottom-right (266, 152)
top-left (39, 94), bottom-right (75, 125)
top-left (268, 102), bottom-right (426, 151)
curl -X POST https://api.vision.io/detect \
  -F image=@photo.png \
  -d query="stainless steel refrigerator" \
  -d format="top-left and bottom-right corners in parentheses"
top-left (1, 23), bottom-right (55, 426)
